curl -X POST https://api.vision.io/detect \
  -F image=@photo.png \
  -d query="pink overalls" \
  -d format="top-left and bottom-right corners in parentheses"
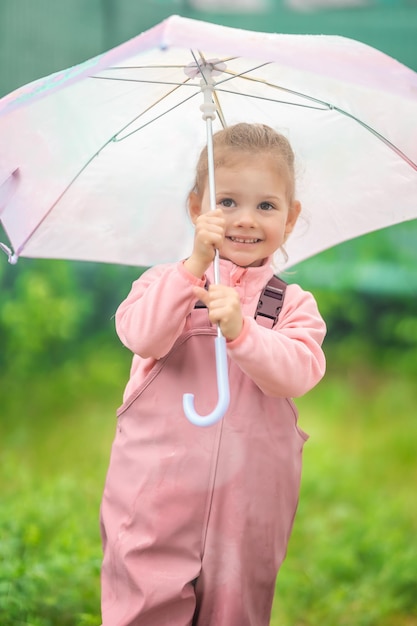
top-left (100, 259), bottom-right (326, 626)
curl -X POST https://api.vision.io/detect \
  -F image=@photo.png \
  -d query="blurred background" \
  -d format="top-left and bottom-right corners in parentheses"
top-left (1, 1), bottom-right (416, 625)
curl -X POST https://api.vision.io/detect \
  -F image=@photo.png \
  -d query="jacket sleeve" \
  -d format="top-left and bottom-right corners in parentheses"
top-left (226, 283), bottom-right (326, 398)
top-left (115, 262), bottom-right (205, 359)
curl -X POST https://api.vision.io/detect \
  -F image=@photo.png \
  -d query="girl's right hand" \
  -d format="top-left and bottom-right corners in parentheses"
top-left (184, 209), bottom-right (225, 278)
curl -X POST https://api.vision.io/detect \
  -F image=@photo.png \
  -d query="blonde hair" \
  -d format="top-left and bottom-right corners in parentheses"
top-left (192, 122), bottom-right (296, 203)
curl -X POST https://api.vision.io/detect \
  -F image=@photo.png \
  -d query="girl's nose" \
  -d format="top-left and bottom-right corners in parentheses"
top-left (234, 206), bottom-right (257, 226)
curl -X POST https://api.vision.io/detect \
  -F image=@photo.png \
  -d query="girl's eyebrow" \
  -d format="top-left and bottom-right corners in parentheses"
top-left (216, 190), bottom-right (237, 197)
top-left (259, 193), bottom-right (283, 202)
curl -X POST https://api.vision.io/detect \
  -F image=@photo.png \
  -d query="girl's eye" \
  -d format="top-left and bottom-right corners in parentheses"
top-left (259, 202), bottom-right (274, 211)
top-left (218, 198), bottom-right (235, 208)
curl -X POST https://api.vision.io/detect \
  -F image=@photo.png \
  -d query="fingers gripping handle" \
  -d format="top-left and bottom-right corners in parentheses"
top-left (183, 335), bottom-right (230, 427)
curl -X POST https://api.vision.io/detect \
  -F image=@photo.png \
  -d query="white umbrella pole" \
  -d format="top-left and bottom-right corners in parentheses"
top-left (183, 70), bottom-right (230, 427)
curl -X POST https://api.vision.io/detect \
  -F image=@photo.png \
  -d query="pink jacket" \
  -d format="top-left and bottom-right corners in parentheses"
top-left (115, 257), bottom-right (326, 402)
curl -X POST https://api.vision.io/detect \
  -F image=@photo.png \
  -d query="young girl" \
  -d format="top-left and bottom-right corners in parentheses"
top-left (100, 123), bottom-right (326, 626)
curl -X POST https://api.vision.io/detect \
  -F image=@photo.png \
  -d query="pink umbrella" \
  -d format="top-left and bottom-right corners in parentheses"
top-left (1, 14), bottom-right (416, 423)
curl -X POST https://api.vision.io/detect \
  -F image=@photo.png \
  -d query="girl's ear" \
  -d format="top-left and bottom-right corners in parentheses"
top-left (188, 191), bottom-right (202, 224)
top-left (284, 200), bottom-right (301, 240)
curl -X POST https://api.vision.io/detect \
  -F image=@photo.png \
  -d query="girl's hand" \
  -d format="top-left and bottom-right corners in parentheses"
top-left (193, 284), bottom-right (243, 341)
top-left (184, 209), bottom-right (225, 278)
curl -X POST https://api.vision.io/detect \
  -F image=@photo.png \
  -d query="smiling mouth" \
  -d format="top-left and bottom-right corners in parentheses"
top-left (227, 236), bottom-right (261, 244)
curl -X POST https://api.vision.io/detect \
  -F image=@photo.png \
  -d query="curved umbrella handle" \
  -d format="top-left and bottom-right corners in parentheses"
top-left (183, 334), bottom-right (230, 427)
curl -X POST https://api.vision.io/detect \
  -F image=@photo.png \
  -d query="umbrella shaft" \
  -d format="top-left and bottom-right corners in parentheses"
top-left (205, 115), bottom-right (221, 289)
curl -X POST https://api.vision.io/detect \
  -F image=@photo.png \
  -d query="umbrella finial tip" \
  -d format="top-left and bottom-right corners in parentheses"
top-left (0, 242), bottom-right (18, 264)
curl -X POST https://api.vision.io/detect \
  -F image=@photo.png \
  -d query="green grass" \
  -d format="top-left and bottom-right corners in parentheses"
top-left (1, 348), bottom-right (416, 625)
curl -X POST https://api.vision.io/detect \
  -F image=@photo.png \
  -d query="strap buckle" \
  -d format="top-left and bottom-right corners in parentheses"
top-left (255, 282), bottom-right (285, 327)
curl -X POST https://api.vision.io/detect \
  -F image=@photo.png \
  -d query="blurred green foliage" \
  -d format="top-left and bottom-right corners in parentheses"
top-left (0, 261), bottom-right (90, 375)
top-left (0, 255), bottom-right (141, 379)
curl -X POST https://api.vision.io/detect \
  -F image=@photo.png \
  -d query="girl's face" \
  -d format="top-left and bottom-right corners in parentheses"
top-left (189, 152), bottom-right (300, 268)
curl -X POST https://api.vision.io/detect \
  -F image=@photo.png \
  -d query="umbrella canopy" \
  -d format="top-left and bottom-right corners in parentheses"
top-left (0, 14), bottom-right (416, 269)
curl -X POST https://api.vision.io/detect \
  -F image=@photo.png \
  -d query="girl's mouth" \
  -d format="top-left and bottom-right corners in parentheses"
top-left (227, 236), bottom-right (261, 244)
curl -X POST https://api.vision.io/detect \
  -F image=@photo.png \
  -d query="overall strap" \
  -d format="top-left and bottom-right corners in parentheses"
top-left (194, 275), bottom-right (287, 328)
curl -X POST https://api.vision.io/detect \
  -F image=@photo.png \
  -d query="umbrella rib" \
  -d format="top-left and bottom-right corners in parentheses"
top-left (215, 87), bottom-right (327, 111)
top-left (331, 106), bottom-right (417, 170)
top-left (92, 76), bottom-right (199, 87)
top-left (213, 90), bottom-right (227, 128)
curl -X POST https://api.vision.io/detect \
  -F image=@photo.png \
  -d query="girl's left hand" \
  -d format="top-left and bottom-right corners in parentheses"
top-left (193, 284), bottom-right (243, 341)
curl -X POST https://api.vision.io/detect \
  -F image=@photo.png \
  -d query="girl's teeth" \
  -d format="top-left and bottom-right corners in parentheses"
top-left (230, 237), bottom-right (258, 243)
